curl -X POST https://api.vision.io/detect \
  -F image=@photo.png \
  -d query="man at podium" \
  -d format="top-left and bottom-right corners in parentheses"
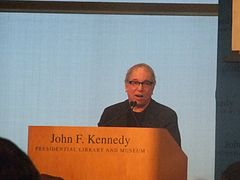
top-left (98, 63), bottom-right (181, 147)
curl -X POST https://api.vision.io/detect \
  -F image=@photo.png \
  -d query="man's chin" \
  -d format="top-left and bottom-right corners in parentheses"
top-left (135, 101), bottom-right (147, 107)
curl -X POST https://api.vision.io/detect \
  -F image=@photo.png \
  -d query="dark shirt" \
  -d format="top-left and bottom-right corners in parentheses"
top-left (98, 99), bottom-right (181, 147)
top-left (127, 110), bottom-right (145, 127)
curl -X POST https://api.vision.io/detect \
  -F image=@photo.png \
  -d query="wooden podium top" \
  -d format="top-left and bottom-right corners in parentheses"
top-left (28, 126), bottom-right (187, 180)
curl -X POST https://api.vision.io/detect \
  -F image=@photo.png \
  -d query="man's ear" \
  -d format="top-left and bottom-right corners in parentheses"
top-left (151, 85), bottom-right (155, 95)
top-left (124, 84), bottom-right (128, 92)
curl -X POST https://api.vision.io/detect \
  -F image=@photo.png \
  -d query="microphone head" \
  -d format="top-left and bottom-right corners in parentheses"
top-left (129, 101), bottom-right (137, 109)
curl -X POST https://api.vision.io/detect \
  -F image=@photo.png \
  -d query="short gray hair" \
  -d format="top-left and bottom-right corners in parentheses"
top-left (124, 63), bottom-right (156, 84)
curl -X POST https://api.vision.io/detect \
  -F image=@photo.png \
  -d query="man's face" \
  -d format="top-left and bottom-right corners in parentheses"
top-left (125, 67), bottom-right (155, 108)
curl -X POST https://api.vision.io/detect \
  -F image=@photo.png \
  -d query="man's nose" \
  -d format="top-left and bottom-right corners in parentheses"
top-left (137, 83), bottom-right (144, 90)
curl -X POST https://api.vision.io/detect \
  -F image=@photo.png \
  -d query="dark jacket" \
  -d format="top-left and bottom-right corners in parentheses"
top-left (98, 99), bottom-right (181, 147)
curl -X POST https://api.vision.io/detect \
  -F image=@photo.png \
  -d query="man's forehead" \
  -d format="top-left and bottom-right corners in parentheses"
top-left (130, 67), bottom-right (152, 76)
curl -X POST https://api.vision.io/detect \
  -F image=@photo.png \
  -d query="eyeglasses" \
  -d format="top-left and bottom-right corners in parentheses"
top-left (128, 80), bottom-right (154, 88)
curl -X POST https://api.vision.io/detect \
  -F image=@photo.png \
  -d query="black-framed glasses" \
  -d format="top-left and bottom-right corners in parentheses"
top-left (128, 80), bottom-right (154, 88)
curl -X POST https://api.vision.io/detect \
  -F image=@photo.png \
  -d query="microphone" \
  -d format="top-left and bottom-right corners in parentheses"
top-left (129, 101), bottom-right (137, 110)
top-left (129, 101), bottom-right (140, 127)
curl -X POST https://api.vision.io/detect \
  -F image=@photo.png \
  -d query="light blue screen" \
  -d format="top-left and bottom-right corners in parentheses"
top-left (0, 12), bottom-right (217, 179)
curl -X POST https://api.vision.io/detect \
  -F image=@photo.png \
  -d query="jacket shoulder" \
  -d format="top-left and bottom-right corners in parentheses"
top-left (103, 100), bottom-right (128, 112)
top-left (98, 100), bottom-right (129, 126)
top-left (150, 99), bottom-right (177, 116)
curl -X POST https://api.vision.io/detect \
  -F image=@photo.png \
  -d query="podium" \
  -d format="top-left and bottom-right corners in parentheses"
top-left (28, 126), bottom-right (187, 180)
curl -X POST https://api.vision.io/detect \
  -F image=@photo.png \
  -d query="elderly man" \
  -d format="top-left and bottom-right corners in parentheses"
top-left (98, 63), bottom-right (181, 147)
